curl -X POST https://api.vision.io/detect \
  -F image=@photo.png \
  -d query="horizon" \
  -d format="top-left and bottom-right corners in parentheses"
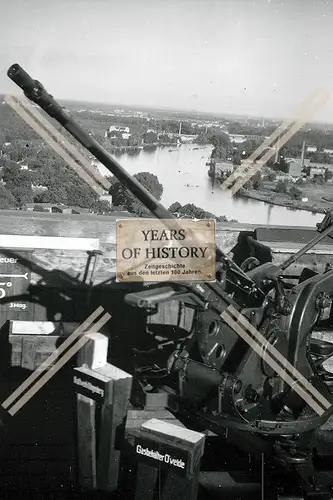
top-left (2, 93), bottom-right (329, 127)
top-left (2, 0), bottom-right (333, 122)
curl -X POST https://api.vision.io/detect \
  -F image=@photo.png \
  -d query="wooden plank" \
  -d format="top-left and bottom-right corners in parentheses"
top-left (77, 332), bottom-right (108, 370)
top-left (74, 339), bottom-right (104, 492)
top-left (9, 320), bottom-right (81, 336)
top-left (17, 334), bottom-right (59, 370)
top-left (95, 364), bottom-right (133, 492)
top-left (10, 321), bottom-right (57, 335)
top-left (7, 335), bottom-right (23, 367)
top-left (6, 321), bottom-right (81, 369)
top-left (76, 393), bottom-right (97, 490)
top-left (261, 240), bottom-right (333, 255)
top-left (21, 337), bottom-right (38, 370)
top-left (131, 418), bottom-right (206, 500)
top-left (0, 235), bottom-right (100, 251)
top-left (125, 409), bottom-right (186, 446)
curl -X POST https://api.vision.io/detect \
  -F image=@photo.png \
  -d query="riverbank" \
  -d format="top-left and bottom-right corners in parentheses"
top-left (109, 142), bottom-right (182, 153)
top-left (239, 184), bottom-right (333, 214)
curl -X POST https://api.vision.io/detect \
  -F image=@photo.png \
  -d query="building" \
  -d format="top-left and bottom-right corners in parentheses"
top-left (309, 162), bottom-right (333, 172)
top-left (306, 146), bottom-right (317, 153)
top-left (99, 194), bottom-right (112, 207)
top-left (25, 203), bottom-right (91, 214)
top-left (276, 173), bottom-right (293, 182)
top-left (288, 161), bottom-right (303, 178)
top-left (108, 125), bottom-right (130, 134)
top-left (180, 134), bottom-right (197, 143)
top-left (287, 158), bottom-right (310, 178)
top-left (121, 133), bottom-right (131, 140)
top-left (227, 134), bottom-right (247, 144)
top-left (289, 162), bottom-right (302, 178)
top-left (215, 162), bottom-right (234, 175)
top-left (309, 166), bottom-right (326, 179)
top-left (26, 203), bottom-right (71, 214)
top-left (227, 133), bottom-right (269, 144)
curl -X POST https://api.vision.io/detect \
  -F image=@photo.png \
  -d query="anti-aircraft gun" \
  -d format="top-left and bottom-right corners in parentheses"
top-left (7, 63), bottom-right (333, 499)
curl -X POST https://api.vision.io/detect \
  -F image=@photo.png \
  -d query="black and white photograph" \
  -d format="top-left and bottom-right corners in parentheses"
top-left (1, 1), bottom-right (333, 499)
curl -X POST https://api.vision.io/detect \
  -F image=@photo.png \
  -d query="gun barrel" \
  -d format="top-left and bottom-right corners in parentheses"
top-left (7, 63), bottom-right (262, 297)
top-left (8, 64), bottom-right (35, 93)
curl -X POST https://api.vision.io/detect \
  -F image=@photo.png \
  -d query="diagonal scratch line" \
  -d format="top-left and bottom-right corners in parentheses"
top-left (227, 305), bottom-right (331, 409)
top-left (5, 95), bottom-right (105, 197)
top-left (222, 312), bottom-right (325, 416)
top-left (229, 91), bottom-right (329, 196)
top-left (14, 93), bottom-right (111, 192)
top-left (222, 89), bottom-right (325, 190)
top-left (2, 306), bottom-right (105, 410)
top-left (7, 312), bottom-right (111, 417)
top-left (221, 89), bottom-right (329, 195)
top-left (222, 306), bottom-right (331, 416)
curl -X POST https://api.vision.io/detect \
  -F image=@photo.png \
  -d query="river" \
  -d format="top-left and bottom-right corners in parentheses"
top-left (100, 144), bottom-right (322, 227)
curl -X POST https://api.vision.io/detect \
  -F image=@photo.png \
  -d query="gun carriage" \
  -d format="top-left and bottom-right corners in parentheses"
top-left (5, 63), bottom-right (333, 499)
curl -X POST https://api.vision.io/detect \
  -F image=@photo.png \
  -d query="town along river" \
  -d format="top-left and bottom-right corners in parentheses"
top-left (103, 143), bottom-right (322, 227)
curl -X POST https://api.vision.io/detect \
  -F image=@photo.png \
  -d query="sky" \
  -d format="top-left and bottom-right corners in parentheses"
top-left (1, 0), bottom-right (333, 121)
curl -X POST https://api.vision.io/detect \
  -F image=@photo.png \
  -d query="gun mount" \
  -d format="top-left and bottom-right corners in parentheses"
top-left (7, 63), bottom-right (333, 498)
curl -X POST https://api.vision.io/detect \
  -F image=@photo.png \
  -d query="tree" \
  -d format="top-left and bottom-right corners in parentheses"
top-left (168, 202), bottom-right (182, 214)
top-left (167, 202), bottom-right (230, 222)
top-left (313, 174), bottom-right (324, 185)
top-left (128, 133), bottom-right (143, 147)
top-left (10, 184), bottom-right (34, 206)
top-left (242, 171), bottom-right (262, 191)
top-left (36, 185), bottom-right (69, 205)
top-left (143, 131), bottom-right (157, 144)
top-left (109, 172), bottom-right (163, 215)
top-left (241, 138), bottom-right (262, 158)
top-left (2, 165), bottom-right (34, 207)
top-left (91, 200), bottom-right (113, 214)
top-left (271, 157), bottom-right (289, 174)
top-left (1, 161), bottom-right (22, 183)
top-left (275, 181), bottom-right (288, 194)
top-left (209, 133), bottom-right (230, 148)
top-left (0, 185), bottom-right (17, 209)
top-left (267, 172), bottom-right (276, 182)
top-left (289, 186), bottom-right (302, 200)
top-left (325, 169), bottom-right (333, 182)
top-left (252, 172), bottom-right (263, 190)
top-left (196, 133), bottom-right (210, 145)
top-left (211, 146), bottom-right (228, 161)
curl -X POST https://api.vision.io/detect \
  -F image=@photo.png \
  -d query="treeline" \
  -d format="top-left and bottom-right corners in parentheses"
top-left (0, 146), bottom-right (111, 212)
